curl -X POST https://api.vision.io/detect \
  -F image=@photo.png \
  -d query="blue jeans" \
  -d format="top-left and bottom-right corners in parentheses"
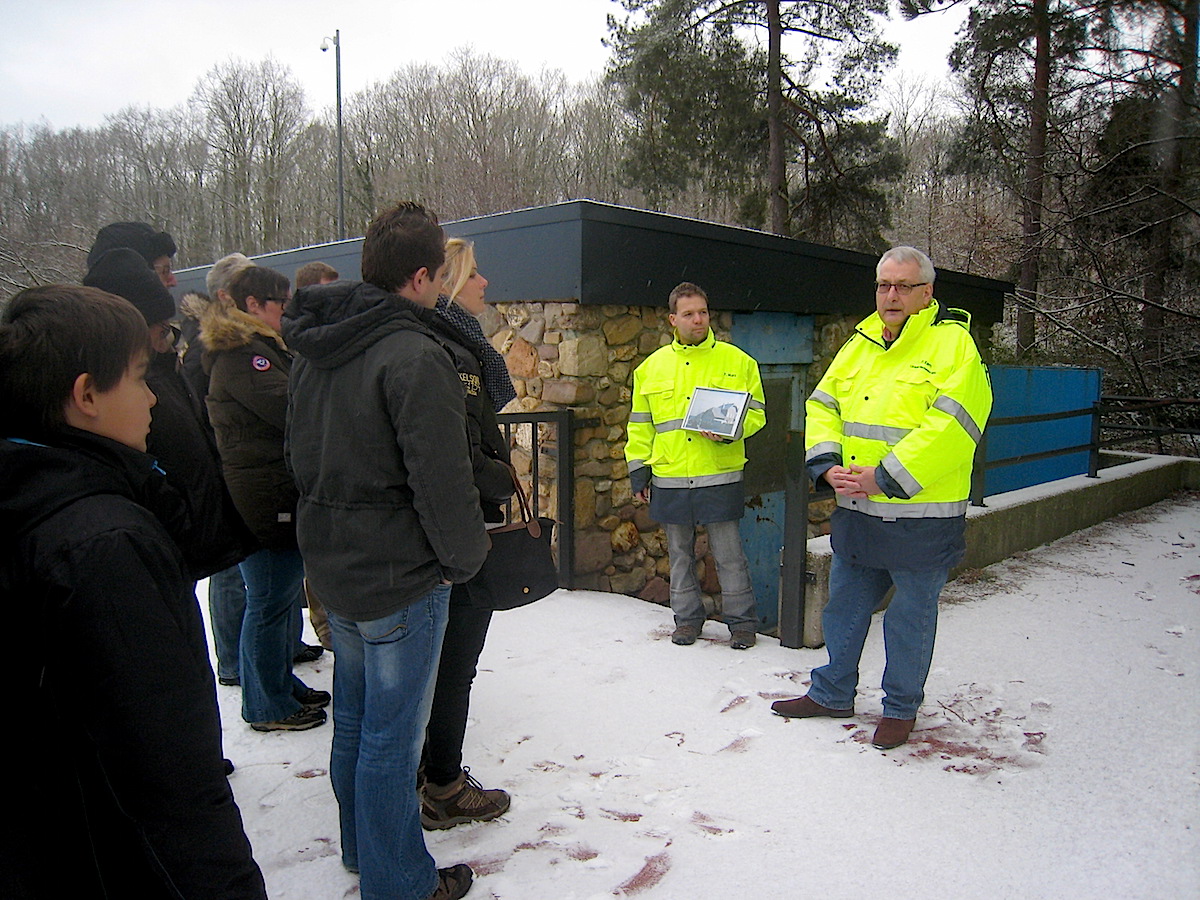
top-left (808, 554), bottom-right (949, 720)
top-left (238, 548), bottom-right (307, 723)
top-left (329, 583), bottom-right (450, 900)
top-left (665, 519), bottom-right (758, 632)
top-left (210, 564), bottom-right (305, 682)
top-left (208, 565), bottom-right (247, 682)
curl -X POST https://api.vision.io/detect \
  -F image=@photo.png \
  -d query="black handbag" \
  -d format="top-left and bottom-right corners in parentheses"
top-left (467, 467), bottom-right (559, 611)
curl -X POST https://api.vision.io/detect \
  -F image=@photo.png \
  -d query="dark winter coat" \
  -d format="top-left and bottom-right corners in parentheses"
top-left (146, 349), bottom-right (257, 579)
top-left (0, 429), bottom-right (265, 900)
top-left (429, 301), bottom-right (514, 522)
top-left (283, 280), bottom-right (489, 622)
top-left (201, 305), bottom-right (299, 549)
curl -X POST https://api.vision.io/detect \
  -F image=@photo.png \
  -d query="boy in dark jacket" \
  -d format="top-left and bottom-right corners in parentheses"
top-left (0, 285), bottom-right (266, 899)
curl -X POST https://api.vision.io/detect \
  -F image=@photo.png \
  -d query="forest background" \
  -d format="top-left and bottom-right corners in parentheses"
top-left (1, 0), bottom-right (1196, 447)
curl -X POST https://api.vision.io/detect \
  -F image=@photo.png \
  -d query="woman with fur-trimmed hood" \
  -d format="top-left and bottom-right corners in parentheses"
top-left (201, 266), bottom-right (328, 733)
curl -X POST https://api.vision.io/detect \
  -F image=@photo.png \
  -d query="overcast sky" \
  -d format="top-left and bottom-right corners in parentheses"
top-left (0, 0), bottom-right (967, 130)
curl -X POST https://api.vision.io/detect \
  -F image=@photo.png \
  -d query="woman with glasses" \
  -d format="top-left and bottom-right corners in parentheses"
top-left (201, 265), bottom-right (329, 733)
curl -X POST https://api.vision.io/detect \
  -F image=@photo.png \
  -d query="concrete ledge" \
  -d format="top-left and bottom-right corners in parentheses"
top-left (797, 454), bottom-right (1200, 648)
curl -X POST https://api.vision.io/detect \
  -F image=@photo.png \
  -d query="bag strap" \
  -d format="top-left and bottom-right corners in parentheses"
top-left (503, 463), bottom-right (542, 539)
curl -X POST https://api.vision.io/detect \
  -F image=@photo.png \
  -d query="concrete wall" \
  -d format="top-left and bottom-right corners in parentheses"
top-left (797, 454), bottom-right (1200, 648)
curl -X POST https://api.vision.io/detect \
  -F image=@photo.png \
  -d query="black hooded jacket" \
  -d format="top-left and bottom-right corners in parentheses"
top-left (146, 349), bottom-right (258, 579)
top-left (283, 280), bottom-right (488, 622)
top-left (0, 429), bottom-right (265, 899)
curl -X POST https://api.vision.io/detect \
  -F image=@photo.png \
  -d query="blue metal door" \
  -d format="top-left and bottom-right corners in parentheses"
top-left (731, 312), bottom-right (813, 630)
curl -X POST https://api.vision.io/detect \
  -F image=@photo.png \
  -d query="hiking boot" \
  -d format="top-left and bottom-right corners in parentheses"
top-left (729, 630), bottom-right (757, 650)
top-left (293, 644), bottom-right (324, 664)
top-left (427, 863), bottom-right (473, 900)
top-left (421, 768), bottom-right (510, 830)
top-left (872, 717), bottom-right (916, 750)
top-left (293, 686), bottom-right (331, 709)
top-left (250, 706), bottom-right (327, 732)
top-left (671, 624), bottom-right (700, 645)
top-left (770, 694), bottom-right (854, 719)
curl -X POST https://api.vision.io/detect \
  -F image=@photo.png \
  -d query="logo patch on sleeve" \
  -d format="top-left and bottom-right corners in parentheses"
top-left (251, 355), bottom-right (272, 372)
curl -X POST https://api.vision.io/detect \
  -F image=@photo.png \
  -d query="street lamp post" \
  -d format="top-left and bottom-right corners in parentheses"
top-left (321, 29), bottom-right (346, 240)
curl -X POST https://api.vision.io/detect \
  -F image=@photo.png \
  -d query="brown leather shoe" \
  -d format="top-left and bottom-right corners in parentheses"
top-left (671, 624), bottom-right (700, 645)
top-left (872, 717), bottom-right (916, 749)
top-left (729, 630), bottom-right (756, 650)
top-left (770, 695), bottom-right (854, 719)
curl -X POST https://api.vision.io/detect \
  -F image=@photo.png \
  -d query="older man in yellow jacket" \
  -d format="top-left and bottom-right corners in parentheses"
top-left (626, 282), bottom-right (766, 650)
top-left (772, 247), bottom-right (992, 750)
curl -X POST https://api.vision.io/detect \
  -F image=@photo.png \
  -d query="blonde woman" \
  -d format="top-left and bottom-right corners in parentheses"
top-left (419, 239), bottom-right (517, 828)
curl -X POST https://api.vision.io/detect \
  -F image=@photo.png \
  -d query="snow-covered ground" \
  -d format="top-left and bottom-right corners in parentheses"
top-left (209, 491), bottom-right (1200, 899)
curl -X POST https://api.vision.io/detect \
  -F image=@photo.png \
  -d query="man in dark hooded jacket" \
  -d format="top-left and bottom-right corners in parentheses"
top-left (283, 202), bottom-right (485, 900)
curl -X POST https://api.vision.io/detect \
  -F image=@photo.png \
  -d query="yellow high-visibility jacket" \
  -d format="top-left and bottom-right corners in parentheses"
top-left (806, 301), bottom-right (992, 518)
top-left (626, 330), bottom-right (766, 492)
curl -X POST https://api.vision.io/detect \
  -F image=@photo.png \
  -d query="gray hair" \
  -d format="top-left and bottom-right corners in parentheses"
top-left (206, 252), bottom-right (255, 296)
top-left (877, 246), bottom-right (935, 284)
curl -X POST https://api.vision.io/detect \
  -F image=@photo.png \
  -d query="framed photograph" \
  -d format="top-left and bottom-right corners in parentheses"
top-left (682, 386), bottom-right (752, 439)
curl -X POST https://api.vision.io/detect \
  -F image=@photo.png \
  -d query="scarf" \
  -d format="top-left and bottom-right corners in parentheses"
top-left (435, 296), bottom-right (517, 412)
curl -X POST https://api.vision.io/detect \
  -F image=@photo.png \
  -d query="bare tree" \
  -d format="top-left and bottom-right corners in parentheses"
top-left (190, 58), bottom-right (308, 252)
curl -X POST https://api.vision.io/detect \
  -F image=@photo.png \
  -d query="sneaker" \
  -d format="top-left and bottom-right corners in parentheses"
top-left (223, 758), bottom-right (235, 777)
top-left (729, 630), bottom-right (757, 650)
top-left (217, 675), bottom-right (240, 687)
top-left (671, 624), bottom-right (700, 645)
top-left (421, 768), bottom-right (510, 830)
top-left (428, 863), bottom-right (473, 900)
top-left (293, 644), bottom-right (324, 664)
top-left (250, 706), bottom-right (327, 732)
top-left (293, 686), bottom-right (331, 709)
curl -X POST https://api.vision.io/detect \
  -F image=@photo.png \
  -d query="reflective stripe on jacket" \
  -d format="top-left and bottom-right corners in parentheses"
top-left (806, 301), bottom-right (992, 518)
top-left (626, 329), bottom-right (765, 491)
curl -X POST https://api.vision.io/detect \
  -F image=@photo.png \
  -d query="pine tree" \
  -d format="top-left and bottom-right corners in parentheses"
top-left (607, 0), bottom-right (899, 246)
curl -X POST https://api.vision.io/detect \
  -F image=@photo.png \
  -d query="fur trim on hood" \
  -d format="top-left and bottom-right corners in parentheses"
top-left (199, 300), bottom-right (286, 353)
top-left (179, 290), bottom-right (227, 323)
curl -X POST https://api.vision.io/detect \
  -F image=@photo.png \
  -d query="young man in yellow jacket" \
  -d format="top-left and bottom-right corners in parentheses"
top-left (626, 283), bottom-right (766, 650)
top-left (772, 247), bottom-right (992, 749)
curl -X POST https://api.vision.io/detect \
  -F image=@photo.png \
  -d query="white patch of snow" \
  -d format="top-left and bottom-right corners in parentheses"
top-left (204, 491), bottom-right (1200, 898)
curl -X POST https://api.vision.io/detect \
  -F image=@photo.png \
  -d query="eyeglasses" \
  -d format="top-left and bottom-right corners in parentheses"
top-left (875, 282), bottom-right (929, 296)
top-left (150, 321), bottom-right (179, 345)
top-left (260, 296), bottom-right (289, 305)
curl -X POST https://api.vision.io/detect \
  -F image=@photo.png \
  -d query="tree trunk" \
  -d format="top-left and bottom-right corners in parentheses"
top-left (766, 0), bottom-right (788, 235)
top-left (1017, 0), bottom-right (1050, 356)
top-left (1142, 0), bottom-right (1199, 354)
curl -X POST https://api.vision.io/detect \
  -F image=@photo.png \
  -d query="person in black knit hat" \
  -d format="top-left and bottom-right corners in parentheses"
top-left (83, 247), bottom-right (257, 584)
top-left (87, 221), bottom-right (179, 288)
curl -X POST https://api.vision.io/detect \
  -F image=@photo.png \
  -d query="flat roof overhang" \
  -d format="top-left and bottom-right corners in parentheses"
top-left (450, 200), bottom-right (1010, 327)
top-left (175, 199), bottom-right (1011, 326)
